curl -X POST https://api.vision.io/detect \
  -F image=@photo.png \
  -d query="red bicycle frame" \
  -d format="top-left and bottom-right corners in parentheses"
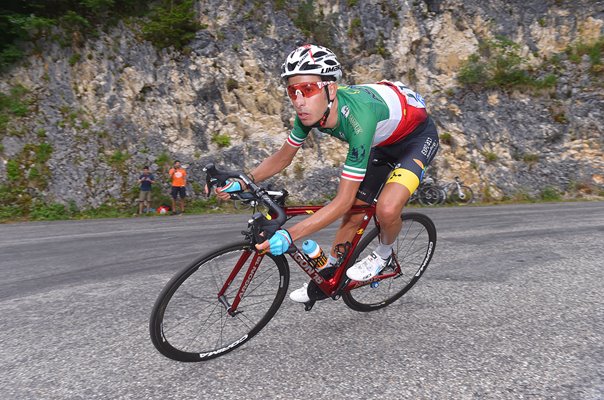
top-left (218, 203), bottom-right (402, 314)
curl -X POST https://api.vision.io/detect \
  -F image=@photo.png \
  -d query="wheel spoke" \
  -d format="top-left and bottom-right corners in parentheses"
top-left (150, 243), bottom-right (289, 361)
top-left (343, 214), bottom-right (435, 311)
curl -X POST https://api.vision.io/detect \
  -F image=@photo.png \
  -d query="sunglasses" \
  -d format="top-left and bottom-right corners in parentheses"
top-left (286, 81), bottom-right (332, 100)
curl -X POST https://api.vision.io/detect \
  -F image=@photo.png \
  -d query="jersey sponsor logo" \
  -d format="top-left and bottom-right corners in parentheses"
top-left (341, 105), bottom-right (350, 118)
top-left (348, 114), bottom-right (362, 136)
top-left (414, 159), bottom-right (425, 169)
top-left (421, 138), bottom-right (434, 156)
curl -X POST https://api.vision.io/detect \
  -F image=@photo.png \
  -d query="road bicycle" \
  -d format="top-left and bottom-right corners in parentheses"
top-left (444, 176), bottom-right (474, 204)
top-left (149, 163), bottom-right (437, 362)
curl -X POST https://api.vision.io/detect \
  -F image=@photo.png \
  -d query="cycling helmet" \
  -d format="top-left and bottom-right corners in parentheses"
top-left (281, 44), bottom-right (342, 81)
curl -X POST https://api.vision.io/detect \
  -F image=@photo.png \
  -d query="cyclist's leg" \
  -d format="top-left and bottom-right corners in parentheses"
top-left (377, 117), bottom-right (439, 246)
top-left (329, 198), bottom-right (369, 255)
top-left (329, 146), bottom-right (392, 257)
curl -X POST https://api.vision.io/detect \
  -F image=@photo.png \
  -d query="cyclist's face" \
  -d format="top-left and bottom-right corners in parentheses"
top-left (286, 75), bottom-right (333, 126)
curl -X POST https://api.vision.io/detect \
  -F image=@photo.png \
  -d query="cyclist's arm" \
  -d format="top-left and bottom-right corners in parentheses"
top-left (249, 142), bottom-right (298, 183)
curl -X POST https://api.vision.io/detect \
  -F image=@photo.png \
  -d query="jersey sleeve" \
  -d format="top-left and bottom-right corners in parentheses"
top-left (341, 112), bottom-right (378, 182)
top-left (286, 116), bottom-right (312, 148)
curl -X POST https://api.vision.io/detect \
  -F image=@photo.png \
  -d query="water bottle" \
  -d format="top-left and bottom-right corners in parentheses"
top-left (302, 239), bottom-right (328, 270)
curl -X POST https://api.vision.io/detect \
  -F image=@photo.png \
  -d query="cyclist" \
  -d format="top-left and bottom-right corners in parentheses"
top-left (216, 44), bottom-right (439, 303)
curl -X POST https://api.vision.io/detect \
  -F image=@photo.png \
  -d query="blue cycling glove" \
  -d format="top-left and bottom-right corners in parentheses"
top-left (220, 179), bottom-right (243, 193)
top-left (267, 229), bottom-right (292, 255)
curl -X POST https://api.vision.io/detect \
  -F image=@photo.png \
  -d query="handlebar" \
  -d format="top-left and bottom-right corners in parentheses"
top-left (203, 163), bottom-right (288, 230)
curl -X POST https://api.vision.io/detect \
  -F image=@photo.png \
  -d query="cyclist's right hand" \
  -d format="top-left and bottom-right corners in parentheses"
top-left (255, 229), bottom-right (292, 255)
top-left (215, 179), bottom-right (245, 200)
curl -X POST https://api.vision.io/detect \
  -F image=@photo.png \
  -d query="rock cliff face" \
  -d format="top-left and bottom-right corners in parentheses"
top-left (1, 0), bottom-right (603, 208)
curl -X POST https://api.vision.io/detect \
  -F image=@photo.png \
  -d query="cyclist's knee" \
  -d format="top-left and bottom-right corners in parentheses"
top-left (376, 201), bottom-right (404, 223)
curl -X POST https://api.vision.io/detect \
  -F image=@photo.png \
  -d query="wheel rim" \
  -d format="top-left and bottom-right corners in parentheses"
top-left (346, 214), bottom-right (435, 308)
top-left (157, 248), bottom-right (285, 358)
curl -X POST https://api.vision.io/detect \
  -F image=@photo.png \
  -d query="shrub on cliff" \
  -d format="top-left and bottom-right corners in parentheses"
top-left (458, 36), bottom-right (558, 91)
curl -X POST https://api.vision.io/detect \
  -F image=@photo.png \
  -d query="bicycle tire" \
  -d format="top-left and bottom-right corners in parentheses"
top-left (149, 241), bottom-right (289, 362)
top-left (448, 185), bottom-right (474, 204)
top-left (418, 185), bottom-right (442, 206)
top-left (342, 212), bottom-right (436, 312)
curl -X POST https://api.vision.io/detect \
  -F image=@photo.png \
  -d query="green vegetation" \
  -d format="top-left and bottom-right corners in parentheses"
top-left (482, 151), bottom-right (498, 163)
top-left (108, 150), bottom-right (129, 167)
top-left (156, 152), bottom-right (171, 166)
top-left (211, 133), bottom-right (231, 148)
top-left (274, 0), bottom-right (286, 11)
top-left (68, 53), bottom-right (82, 66)
top-left (565, 37), bottom-right (604, 73)
top-left (0, 85), bottom-right (32, 134)
top-left (522, 153), bottom-right (539, 163)
top-left (141, 0), bottom-right (204, 50)
top-left (226, 78), bottom-right (239, 92)
top-left (458, 36), bottom-right (558, 90)
top-left (1, 1), bottom-right (150, 70)
top-left (1, 0), bottom-right (206, 68)
top-left (290, 0), bottom-right (337, 51)
top-left (439, 132), bottom-right (453, 145)
top-left (348, 17), bottom-right (362, 38)
top-left (540, 186), bottom-right (562, 201)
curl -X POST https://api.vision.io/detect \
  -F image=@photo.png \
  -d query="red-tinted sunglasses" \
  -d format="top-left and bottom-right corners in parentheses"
top-left (286, 81), bottom-right (332, 100)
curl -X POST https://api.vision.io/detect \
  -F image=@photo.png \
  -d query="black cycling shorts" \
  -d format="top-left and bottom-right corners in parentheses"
top-left (171, 186), bottom-right (186, 199)
top-left (356, 116), bottom-right (439, 204)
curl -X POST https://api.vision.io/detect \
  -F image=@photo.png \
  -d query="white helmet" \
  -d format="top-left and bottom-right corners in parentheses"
top-left (281, 44), bottom-right (342, 81)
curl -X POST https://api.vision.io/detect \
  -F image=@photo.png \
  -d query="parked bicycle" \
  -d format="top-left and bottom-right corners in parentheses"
top-left (149, 163), bottom-right (437, 362)
top-left (408, 176), bottom-right (445, 206)
top-left (443, 176), bottom-right (474, 205)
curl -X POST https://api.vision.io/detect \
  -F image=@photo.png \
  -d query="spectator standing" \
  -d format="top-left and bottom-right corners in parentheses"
top-left (138, 166), bottom-right (155, 215)
top-left (169, 160), bottom-right (187, 215)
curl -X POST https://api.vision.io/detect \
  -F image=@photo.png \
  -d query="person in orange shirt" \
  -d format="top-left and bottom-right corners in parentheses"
top-left (169, 160), bottom-right (187, 215)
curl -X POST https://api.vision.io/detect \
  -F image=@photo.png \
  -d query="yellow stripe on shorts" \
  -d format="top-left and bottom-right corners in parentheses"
top-left (386, 168), bottom-right (420, 193)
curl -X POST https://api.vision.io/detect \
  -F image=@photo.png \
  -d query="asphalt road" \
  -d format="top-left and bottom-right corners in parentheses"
top-left (1, 202), bottom-right (603, 399)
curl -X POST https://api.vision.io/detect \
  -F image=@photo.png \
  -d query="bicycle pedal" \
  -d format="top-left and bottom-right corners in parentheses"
top-left (304, 300), bottom-right (316, 311)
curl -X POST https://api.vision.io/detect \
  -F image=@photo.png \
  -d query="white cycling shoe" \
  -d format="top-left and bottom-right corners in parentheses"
top-left (289, 283), bottom-right (310, 303)
top-left (346, 251), bottom-right (388, 281)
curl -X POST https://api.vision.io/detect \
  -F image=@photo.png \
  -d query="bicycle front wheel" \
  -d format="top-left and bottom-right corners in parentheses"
top-left (343, 212), bottom-right (436, 312)
top-left (448, 185), bottom-right (474, 204)
top-left (149, 242), bottom-right (289, 362)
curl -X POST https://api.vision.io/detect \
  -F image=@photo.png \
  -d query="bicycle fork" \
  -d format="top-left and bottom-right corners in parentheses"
top-left (217, 249), bottom-right (262, 316)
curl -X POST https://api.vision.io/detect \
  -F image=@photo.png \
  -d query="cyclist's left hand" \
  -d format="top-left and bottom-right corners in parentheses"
top-left (256, 229), bottom-right (292, 255)
top-left (215, 179), bottom-right (245, 200)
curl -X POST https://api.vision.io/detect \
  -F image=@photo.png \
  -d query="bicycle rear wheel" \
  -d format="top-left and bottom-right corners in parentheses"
top-left (418, 185), bottom-right (442, 206)
top-left (342, 212), bottom-right (436, 312)
top-left (149, 242), bottom-right (289, 361)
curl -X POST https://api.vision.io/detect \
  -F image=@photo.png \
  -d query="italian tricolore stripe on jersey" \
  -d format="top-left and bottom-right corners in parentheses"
top-left (287, 131), bottom-right (305, 147)
top-left (342, 165), bottom-right (366, 182)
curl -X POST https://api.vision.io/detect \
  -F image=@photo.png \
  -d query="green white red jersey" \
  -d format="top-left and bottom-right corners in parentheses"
top-left (287, 80), bottom-right (428, 182)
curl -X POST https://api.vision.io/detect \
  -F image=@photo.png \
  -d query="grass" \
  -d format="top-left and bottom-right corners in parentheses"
top-left (211, 133), bottom-right (231, 148)
top-left (1, 189), bottom-right (602, 223)
top-left (0, 196), bottom-right (254, 223)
